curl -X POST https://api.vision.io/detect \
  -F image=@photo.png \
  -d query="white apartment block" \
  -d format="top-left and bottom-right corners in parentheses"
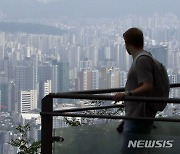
top-left (44, 80), bottom-right (52, 97)
top-left (120, 71), bottom-right (127, 87)
top-left (20, 90), bottom-right (37, 113)
top-left (91, 70), bottom-right (99, 89)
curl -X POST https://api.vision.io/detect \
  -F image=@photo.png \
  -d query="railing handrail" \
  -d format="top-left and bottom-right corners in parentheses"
top-left (48, 83), bottom-right (180, 95)
top-left (47, 93), bottom-right (180, 104)
top-left (41, 82), bottom-right (180, 154)
top-left (41, 112), bottom-right (180, 122)
top-left (51, 104), bottom-right (124, 113)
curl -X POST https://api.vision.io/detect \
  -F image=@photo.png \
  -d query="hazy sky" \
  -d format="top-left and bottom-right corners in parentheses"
top-left (37, 0), bottom-right (60, 3)
top-left (0, 0), bottom-right (180, 20)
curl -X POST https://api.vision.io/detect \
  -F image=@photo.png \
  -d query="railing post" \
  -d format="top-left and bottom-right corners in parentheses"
top-left (41, 95), bottom-right (53, 154)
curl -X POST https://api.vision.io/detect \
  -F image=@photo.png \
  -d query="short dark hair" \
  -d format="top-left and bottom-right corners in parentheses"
top-left (123, 27), bottom-right (144, 48)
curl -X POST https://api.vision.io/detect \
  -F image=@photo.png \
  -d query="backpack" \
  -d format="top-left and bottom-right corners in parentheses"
top-left (134, 51), bottom-right (170, 112)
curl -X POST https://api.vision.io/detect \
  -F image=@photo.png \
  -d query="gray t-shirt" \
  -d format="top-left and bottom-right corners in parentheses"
top-left (125, 51), bottom-right (156, 117)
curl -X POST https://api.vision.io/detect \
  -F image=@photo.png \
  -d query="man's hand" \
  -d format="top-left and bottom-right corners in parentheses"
top-left (113, 92), bottom-right (128, 104)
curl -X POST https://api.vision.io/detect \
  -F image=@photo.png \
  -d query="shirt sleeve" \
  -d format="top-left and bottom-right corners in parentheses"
top-left (135, 56), bottom-right (154, 84)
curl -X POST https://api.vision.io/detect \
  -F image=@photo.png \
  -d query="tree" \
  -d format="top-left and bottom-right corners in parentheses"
top-left (9, 123), bottom-right (41, 154)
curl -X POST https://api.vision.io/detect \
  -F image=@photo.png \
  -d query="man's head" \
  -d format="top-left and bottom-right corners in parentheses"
top-left (123, 27), bottom-right (144, 55)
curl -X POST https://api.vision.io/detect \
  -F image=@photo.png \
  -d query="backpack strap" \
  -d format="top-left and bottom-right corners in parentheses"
top-left (133, 51), bottom-right (155, 116)
top-left (132, 51), bottom-right (154, 72)
top-left (134, 51), bottom-right (153, 64)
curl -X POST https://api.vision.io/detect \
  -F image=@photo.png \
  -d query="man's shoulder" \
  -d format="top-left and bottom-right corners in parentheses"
top-left (136, 55), bottom-right (153, 64)
top-left (134, 53), bottom-right (154, 72)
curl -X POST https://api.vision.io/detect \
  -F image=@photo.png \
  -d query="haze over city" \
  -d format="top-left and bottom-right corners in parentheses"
top-left (0, 0), bottom-right (180, 153)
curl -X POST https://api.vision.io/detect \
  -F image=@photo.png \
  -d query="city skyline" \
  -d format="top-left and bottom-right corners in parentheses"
top-left (0, 14), bottom-right (180, 111)
top-left (0, 1), bottom-right (180, 153)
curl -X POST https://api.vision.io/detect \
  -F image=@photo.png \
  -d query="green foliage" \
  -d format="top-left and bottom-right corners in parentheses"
top-left (9, 123), bottom-right (41, 154)
top-left (64, 117), bottom-right (81, 126)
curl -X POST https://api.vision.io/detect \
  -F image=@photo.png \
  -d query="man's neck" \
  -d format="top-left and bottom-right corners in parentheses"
top-left (131, 48), bottom-right (144, 59)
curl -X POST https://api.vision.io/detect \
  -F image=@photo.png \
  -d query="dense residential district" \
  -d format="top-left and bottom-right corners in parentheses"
top-left (0, 14), bottom-right (180, 153)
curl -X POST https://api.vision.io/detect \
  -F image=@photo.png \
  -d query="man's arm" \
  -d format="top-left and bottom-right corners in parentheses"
top-left (113, 81), bottom-right (153, 103)
top-left (130, 81), bottom-right (153, 96)
top-left (114, 56), bottom-right (154, 103)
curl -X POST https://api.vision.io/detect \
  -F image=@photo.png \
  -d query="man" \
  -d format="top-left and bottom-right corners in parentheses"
top-left (114, 27), bottom-right (156, 153)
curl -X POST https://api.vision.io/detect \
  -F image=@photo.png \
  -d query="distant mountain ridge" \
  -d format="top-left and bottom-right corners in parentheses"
top-left (0, 0), bottom-right (180, 20)
top-left (0, 22), bottom-right (66, 35)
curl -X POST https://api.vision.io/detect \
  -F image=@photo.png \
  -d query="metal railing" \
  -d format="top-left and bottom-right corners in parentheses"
top-left (40, 83), bottom-right (180, 154)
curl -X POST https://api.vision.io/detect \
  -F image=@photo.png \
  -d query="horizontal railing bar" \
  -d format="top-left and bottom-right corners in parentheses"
top-left (48, 93), bottom-right (180, 104)
top-left (51, 83), bottom-right (180, 95)
top-left (53, 104), bottom-right (124, 113)
top-left (170, 83), bottom-right (180, 88)
top-left (40, 112), bottom-right (180, 122)
top-left (67, 87), bottom-right (125, 94)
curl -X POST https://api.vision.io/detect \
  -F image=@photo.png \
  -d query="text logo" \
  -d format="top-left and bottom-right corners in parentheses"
top-left (128, 140), bottom-right (174, 148)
